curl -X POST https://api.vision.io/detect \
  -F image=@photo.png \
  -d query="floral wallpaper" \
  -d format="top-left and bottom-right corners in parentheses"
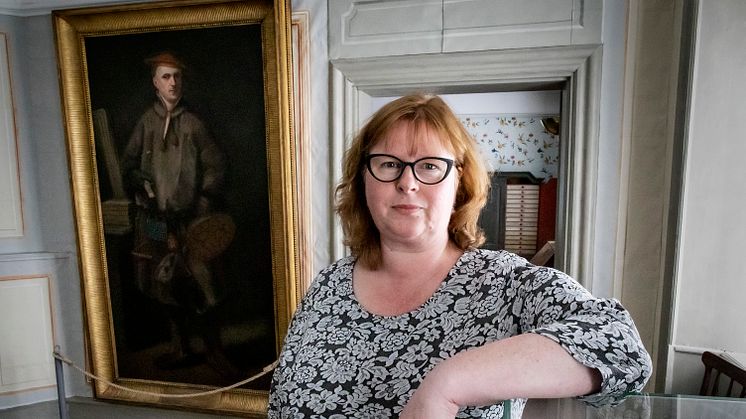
top-left (459, 114), bottom-right (560, 179)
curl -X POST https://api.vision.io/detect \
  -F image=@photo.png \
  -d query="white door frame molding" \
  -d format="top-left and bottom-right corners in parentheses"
top-left (329, 44), bottom-right (602, 286)
top-left (0, 33), bottom-right (23, 238)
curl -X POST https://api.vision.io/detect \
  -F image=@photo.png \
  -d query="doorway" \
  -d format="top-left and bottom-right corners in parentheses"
top-left (330, 45), bottom-right (601, 286)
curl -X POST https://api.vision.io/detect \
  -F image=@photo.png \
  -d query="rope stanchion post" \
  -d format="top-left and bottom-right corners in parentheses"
top-left (53, 346), bottom-right (70, 419)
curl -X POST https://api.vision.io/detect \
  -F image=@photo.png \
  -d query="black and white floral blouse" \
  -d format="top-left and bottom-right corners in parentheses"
top-left (268, 249), bottom-right (652, 418)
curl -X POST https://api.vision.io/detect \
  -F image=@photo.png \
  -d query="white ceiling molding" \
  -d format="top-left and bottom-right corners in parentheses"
top-left (0, 0), bottom-right (151, 17)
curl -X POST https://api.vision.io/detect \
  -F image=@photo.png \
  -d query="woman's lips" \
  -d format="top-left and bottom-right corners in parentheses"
top-left (392, 204), bottom-right (421, 213)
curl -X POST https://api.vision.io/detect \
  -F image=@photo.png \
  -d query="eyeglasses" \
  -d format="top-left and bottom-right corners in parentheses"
top-left (365, 154), bottom-right (455, 185)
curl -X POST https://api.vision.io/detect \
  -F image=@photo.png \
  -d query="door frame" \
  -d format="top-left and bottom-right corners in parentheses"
top-left (330, 44), bottom-right (602, 285)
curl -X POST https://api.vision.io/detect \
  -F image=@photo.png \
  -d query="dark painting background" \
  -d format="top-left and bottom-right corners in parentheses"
top-left (85, 24), bottom-right (276, 389)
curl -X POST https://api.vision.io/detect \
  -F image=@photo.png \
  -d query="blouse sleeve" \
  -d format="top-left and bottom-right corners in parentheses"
top-left (511, 264), bottom-right (653, 406)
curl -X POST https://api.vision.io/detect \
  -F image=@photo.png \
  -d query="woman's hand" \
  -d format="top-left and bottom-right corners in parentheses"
top-left (400, 360), bottom-right (460, 419)
top-left (400, 374), bottom-right (459, 418)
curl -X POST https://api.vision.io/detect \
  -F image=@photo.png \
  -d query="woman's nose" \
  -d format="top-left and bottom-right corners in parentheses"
top-left (396, 166), bottom-right (419, 192)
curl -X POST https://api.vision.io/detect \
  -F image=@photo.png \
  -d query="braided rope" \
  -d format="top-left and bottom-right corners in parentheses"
top-left (53, 348), bottom-right (278, 399)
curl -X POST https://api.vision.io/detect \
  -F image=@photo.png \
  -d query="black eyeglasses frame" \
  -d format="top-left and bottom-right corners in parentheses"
top-left (364, 153), bottom-right (456, 185)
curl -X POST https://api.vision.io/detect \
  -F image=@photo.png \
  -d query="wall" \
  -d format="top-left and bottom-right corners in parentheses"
top-left (460, 114), bottom-right (560, 178)
top-left (615, 0), bottom-right (683, 391)
top-left (667, 0), bottom-right (746, 394)
top-left (0, 14), bottom-right (89, 409)
top-left (291, 0), bottom-right (329, 277)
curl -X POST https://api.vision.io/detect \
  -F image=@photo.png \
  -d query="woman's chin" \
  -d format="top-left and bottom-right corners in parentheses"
top-left (381, 231), bottom-right (437, 250)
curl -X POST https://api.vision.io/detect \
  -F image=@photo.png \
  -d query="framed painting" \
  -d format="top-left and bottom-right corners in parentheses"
top-left (53, 0), bottom-right (299, 415)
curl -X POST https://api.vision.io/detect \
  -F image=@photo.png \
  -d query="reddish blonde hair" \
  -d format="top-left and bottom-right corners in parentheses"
top-left (335, 93), bottom-right (489, 269)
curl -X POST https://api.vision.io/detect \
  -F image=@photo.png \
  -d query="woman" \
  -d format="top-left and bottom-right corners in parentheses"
top-left (268, 94), bottom-right (651, 418)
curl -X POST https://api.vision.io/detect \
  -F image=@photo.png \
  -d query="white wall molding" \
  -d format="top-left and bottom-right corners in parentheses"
top-left (665, 344), bottom-right (714, 394)
top-left (329, 0), bottom-right (602, 59)
top-left (0, 252), bottom-right (71, 263)
top-left (0, 275), bottom-right (55, 395)
top-left (329, 0), bottom-right (443, 59)
top-left (0, 252), bottom-right (88, 408)
top-left (442, 0), bottom-right (602, 52)
top-left (0, 32), bottom-right (23, 238)
top-left (0, 0), bottom-right (148, 17)
top-left (331, 45), bottom-right (599, 93)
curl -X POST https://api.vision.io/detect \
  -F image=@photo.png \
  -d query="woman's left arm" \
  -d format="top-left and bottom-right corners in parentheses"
top-left (401, 264), bottom-right (652, 418)
top-left (401, 332), bottom-right (601, 418)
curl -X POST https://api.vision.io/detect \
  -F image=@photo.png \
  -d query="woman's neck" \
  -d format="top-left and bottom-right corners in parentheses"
top-left (354, 241), bottom-right (463, 316)
top-left (378, 238), bottom-right (459, 278)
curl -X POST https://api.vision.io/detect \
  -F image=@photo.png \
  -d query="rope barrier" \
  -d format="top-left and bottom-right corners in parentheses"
top-left (52, 347), bottom-right (279, 399)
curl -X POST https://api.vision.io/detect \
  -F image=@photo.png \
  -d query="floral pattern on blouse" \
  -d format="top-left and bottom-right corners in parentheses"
top-left (268, 249), bottom-right (652, 418)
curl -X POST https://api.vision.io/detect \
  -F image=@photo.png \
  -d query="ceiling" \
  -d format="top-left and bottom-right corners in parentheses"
top-left (0, 0), bottom-right (149, 16)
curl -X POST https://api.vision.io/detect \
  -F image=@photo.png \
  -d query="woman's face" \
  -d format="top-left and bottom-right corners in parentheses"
top-left (364, 121), bottom-right (459, 252)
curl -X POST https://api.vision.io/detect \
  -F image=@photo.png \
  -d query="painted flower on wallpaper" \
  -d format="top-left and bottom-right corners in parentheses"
top-left (459, 115), bottom-right (560, 179)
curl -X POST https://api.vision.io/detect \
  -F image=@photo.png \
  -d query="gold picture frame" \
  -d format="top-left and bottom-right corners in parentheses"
top-left (53, 0), bottom-right (298, 415)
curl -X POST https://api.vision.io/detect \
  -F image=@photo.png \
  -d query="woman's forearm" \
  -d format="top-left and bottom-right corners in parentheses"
top-left (401, 333), bottom-right (601, 418)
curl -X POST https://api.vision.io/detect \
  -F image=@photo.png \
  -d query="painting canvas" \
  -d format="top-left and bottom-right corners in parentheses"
top-left (90, 23), bottom-right (276, 386)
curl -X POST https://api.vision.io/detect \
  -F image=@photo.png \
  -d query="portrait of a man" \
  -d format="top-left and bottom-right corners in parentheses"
top-left (122, 50), bottom-right (230, 371)
top-left (84, 26), bottom-right (276, 389)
